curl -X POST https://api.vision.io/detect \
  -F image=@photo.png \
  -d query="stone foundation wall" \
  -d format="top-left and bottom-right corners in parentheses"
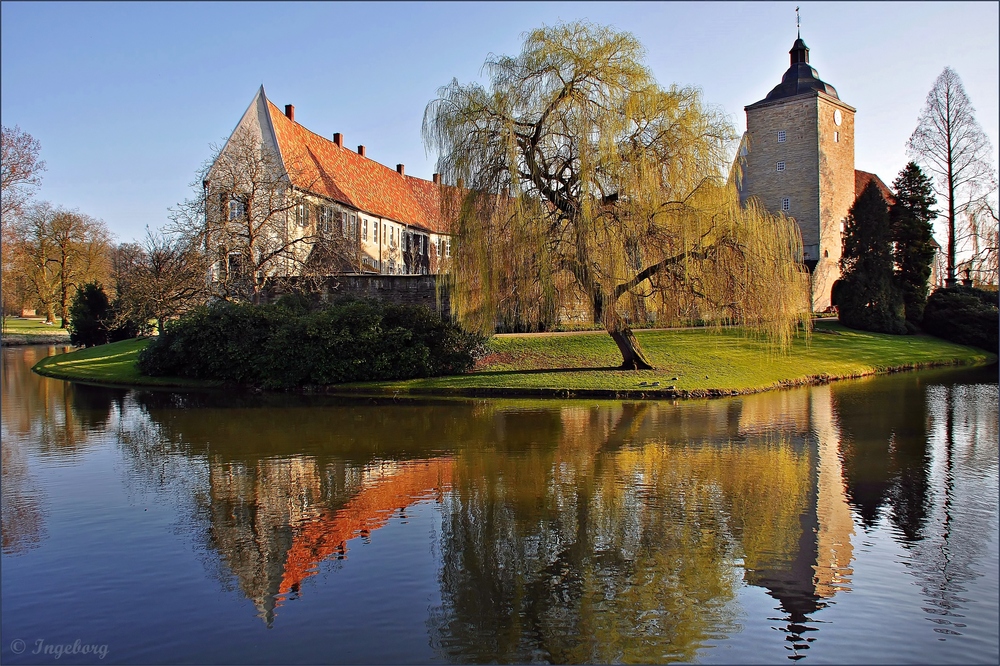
top-left (267, 275), bottom-right (451, 317)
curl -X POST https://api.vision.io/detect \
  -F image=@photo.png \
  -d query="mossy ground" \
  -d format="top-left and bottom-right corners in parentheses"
top-left (31, 321), bottom-right (994, 396)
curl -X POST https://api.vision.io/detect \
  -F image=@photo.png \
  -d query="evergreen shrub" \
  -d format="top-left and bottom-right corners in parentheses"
top-left (921, 286), bottom-right (998, 352)
top-left (69, 282), bottom-right (140, 347)
top-left (137, 299), bottom-right (486, 389)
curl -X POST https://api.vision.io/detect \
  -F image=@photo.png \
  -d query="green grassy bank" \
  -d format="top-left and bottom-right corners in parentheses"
top-left (2, 317), bottom-right (71, 345)
top-left (31, 321), bottom-right (995, 397)
top-left (31, 338), bottom-right (221, 389)
top-left (350, 321), bottom-right (994, 398)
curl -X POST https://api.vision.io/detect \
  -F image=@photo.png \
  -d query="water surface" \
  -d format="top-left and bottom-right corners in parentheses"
top-left (2, 345), bottom-right (997, 663)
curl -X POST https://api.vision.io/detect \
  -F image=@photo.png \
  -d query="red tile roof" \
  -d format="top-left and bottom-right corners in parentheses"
top-left (854, 170), bottom-right (895, 206)
top-left (266, 100), bottom-right (454, 234)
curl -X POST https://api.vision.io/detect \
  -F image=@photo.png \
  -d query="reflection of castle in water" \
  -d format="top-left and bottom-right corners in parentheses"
top-left (737, 384), bottom-right (855, 652)
top-left (204, 454), bottom-right (452, 626)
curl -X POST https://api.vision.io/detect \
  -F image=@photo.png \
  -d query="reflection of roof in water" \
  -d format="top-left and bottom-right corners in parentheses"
top-left (277, 458), bottom-right (453, 598)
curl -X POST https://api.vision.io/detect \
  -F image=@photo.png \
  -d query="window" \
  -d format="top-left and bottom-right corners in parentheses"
top-left (417, 235), bottom-right (423, 254)
top-left (445, 239), bottom-right (451, 257)
top-left (349, 214), bottom-right (357, 237)
top-left (776, 161), bottom-right (785, 172)
top-left (824, 249), bottom-right (829, 258)
top-left (295, 203), bottom-right (309, 227)
top-left (373, 221), bottom-right (378, 243)
top-left (781, 197), bottom-right (790, 212)
top-left (834, 131), bottom-right (840, 143)
top-left (320, 206), bottom-right (333, 233)
top-left (228, 198), bottom-right (245, 221)
top-left (777, 130), bottom-right (786, 143)
top-left (341, 211), bottom-right (348, 236)
top-left (363, 219), bottom-right (368, 242)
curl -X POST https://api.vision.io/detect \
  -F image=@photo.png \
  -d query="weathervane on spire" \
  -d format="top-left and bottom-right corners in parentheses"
top-left (796, 6), bottom-right (801, 37)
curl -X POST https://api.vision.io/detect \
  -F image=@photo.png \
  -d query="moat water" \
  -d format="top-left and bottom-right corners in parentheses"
top-left (2, 345), bottom-right (998, 664)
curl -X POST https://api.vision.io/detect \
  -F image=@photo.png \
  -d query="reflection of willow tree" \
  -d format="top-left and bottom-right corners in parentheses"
top-left (430, 401), bottom-right (812, 663)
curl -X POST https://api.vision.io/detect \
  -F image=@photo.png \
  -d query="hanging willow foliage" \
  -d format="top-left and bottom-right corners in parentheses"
top-left (424, 21), bottom-right (811, 368)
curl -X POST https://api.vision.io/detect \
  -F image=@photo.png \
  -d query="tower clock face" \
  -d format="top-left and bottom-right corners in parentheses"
top-left (834, 109), bottom-right (843, 126)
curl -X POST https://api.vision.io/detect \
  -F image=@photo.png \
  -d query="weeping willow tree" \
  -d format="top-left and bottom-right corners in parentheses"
top-left (424, 21), bottom-right (810, 369)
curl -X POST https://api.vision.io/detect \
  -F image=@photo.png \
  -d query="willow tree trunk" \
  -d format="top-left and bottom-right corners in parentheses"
top-left (608, 326), bottom-right (654, 370)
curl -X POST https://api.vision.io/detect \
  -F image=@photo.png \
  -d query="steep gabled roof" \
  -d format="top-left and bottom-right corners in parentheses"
top-left (854, 169), bottom-right (895, 206)
top-left (262, 97), bottom-right (454, 234)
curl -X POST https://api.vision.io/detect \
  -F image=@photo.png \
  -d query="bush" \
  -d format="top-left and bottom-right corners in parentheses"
top-left (69, 282), bottom-right (111, 347)
top-left (138, 299), bottom-right (487, 389)
top-left (921, 286), bottom-right (998, 352)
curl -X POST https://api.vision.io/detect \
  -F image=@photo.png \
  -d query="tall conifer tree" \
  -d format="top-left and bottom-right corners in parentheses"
top-left (890, 162), bottom-right (937, 323)
top-left (838, 181), bottom-right (906, 334)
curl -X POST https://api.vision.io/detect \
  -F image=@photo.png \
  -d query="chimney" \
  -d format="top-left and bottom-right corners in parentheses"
top-left (432, 173), bottom-right (441, 184)
top-left (333, 133), bottom-right (343, 147)
top-left (357, 145), bottom-right (366, 157)
top-left (284, 104), bottom-right (295, 121)
top-left (396, 164), bottom-right (405, 176)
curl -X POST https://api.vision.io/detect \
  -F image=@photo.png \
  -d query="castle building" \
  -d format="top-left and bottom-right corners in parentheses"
top-left (738, 34), bottom-right (858, 311)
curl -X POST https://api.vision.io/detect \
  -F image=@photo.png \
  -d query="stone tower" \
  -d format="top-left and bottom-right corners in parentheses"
top-left (739, 35), bottom-right (856, 311)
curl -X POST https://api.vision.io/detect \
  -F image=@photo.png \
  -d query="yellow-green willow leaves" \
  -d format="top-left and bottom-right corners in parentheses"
top-left (424, 21), bottom-right (811, 368)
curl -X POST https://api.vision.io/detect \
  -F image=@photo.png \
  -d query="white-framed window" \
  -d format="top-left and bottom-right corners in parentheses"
top-left (341, 211), bottom-right (348, 236)
top-left (228, 198), bottom-right (245, 221)
top-left (319, 206), bottom-right (333, 233)
top-left (777, 130), bottom-right (786, 143)
top-left (373, 220), bottom-right (378, 243)
top-left (349, 214), bottom-right (357, 237)
top-left (781, 197), bottom-right (790, 212)
top-left (776, 161), bottom-right (786, 172)
top-left (445, 238), bottom-right (451, 257)
top-left (295, 203), bottom-right (309, 227)
top-left (362, 219), bottom-right (368, 242)
top-left (834, 131), bottom-right (840, 143)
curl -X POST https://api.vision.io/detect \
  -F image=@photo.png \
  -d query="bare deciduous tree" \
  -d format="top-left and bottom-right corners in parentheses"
top-left (174, 125), bottom-right (353, 304)
top-left (8, 202), bottom-right (112, 326)
top-left (2, 125), bottom-right (46, 327)
top-left (907, 67), bottom-right (997, 287)
top-left (1, 125), bottom-right (46, 221)
top-left (112, 229), bottom-right (211, 334)
top-left (424, 21), bottom-right (810, 369)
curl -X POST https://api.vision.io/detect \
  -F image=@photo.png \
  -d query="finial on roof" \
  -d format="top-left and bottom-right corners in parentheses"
top-left (796, 6), bottom-right (800, 38)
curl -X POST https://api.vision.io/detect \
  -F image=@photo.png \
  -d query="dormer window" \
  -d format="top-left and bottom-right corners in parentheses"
top-left (777, 130), bottom-right (786, 143)
top-left (781, 197), bottom-right (790, 212)
top-left (776, 161), bottom-right (786, 172)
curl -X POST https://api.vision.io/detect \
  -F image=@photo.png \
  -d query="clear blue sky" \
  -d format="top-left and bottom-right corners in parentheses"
top-left (2, 1), bottom-right (997, 243)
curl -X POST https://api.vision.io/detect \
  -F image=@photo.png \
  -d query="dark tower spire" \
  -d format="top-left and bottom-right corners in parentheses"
top-left (796, 6), bottom-right (801, 38)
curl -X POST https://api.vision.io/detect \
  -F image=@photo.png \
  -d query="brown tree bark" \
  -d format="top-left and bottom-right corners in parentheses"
top-left (608, 326), bottom-right (654, 370)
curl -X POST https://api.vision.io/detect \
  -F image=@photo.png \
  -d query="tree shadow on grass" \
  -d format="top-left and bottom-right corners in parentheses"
top-left (472, 366), bottom-right (628, 376)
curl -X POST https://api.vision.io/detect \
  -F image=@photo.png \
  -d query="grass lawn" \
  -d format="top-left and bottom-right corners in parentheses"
top-left (31, 338), bottom-right (221, 389)
top-left (31, 320), bottom-right (994, 396)
top-left (348, 320), bottom-right (995, 397)
top-left (2, 317), bottom-right (70, 343)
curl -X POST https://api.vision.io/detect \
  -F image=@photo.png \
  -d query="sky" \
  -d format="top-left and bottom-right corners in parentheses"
top-left (2, 1), bottom-right (998, 243)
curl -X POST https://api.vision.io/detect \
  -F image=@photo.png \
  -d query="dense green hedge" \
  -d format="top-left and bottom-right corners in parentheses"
top-left (137, 298), bottom-right (486, 389)
top-left (921, 286), bottom-right (998, 352)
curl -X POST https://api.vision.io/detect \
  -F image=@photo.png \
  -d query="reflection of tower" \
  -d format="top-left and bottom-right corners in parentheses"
top-left (738, 384), bottom-right (855, 656)
top-left (811, 385), bottom-right (854, 598)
